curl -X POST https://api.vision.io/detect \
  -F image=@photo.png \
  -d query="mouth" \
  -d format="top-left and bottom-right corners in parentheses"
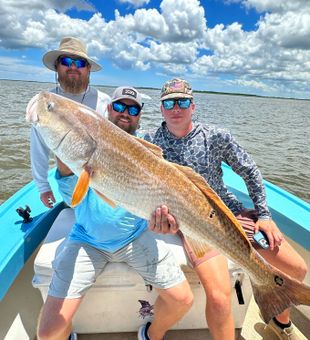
top-left (26, 94), bottom-right (39, 123)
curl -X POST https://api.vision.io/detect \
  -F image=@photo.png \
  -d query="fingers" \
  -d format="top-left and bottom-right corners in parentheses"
top-left (40, 191), bottom-right (55, 209)
top-left (255, 219), bottom-right (283, 251)
top-left (148, 205), bottom-right (179, 234)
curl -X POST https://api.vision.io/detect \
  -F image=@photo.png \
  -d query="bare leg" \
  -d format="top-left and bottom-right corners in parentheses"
top-left (37, 296), bottom-right (83, 340)
top-left (195, 254), bottom-right (235, 340)
top-left (258, 239), bottom-right (308, 323)
top-left (148, 280), bottom-right (193, 340)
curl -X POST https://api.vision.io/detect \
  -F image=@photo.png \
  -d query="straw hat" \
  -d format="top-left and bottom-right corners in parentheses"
top-left (42, 37), bottom-right (101, 72)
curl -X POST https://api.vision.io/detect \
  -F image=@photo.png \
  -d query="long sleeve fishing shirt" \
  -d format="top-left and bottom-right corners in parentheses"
top-left (144, 122), bottom-right (271, 220)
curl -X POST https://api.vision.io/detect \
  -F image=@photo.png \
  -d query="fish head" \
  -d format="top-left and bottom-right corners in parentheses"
top-left (26, 91), bottom-right (98, 171)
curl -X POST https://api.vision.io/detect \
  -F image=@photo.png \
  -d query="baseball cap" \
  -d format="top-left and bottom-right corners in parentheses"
top-left (160, 78), bottom-right (193, 101)
top-left (111, 86), bottom-right (143, 108)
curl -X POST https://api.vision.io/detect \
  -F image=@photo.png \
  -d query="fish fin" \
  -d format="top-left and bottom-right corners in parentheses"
top-left (133, 137), bottom-right (164, 157)
top-left (251, 262), bottom-right (310, 323)
top-left (186, 235), bottom-right (213, 258)
top-left (93, 189), bottom-right (117, 208)
top-left (172, 163), bottom-right (250, 244)
top-left (71, 169), bottom-right (91, 207)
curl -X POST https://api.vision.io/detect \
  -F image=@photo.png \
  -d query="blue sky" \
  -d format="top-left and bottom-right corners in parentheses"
top-left (1, 0), bottom-right (310, 99)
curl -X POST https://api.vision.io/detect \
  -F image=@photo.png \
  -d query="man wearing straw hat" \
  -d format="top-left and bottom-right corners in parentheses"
top-left (30, 37), bottom-right (110, 208)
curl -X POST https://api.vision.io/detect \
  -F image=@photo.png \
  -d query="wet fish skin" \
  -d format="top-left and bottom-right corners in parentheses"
top-left (26, 91), bottom-right (310, 322)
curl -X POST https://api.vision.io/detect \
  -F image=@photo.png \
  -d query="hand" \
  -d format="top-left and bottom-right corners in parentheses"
top-left (40, 191), bottom-right (56, 208)
top-left (148, 205), bottom-right (179, 234)
top-left (254, 219), bottom-right (284, 251)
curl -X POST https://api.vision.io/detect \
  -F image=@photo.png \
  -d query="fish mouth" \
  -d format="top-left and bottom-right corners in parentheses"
top-left (26, 94), bottom-right (39, 123)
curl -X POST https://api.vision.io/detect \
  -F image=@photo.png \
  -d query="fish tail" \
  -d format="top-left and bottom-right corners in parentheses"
top-left (251, 270), bottom-right (310, 323)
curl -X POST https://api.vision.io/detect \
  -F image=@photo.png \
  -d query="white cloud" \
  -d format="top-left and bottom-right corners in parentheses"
top-left (1, 0), bottom-right (310, 98)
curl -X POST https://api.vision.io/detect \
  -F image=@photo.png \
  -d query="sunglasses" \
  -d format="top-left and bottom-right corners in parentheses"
top-left (112, 101), bottom-right (143, 116)
top-left (59, 56), bottom-right (88, 69)
top-left (162, 98), bottom-right (192, 110)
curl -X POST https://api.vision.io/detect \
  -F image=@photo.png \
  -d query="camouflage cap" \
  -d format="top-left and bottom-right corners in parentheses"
top-left (160, 78), bottom-right (193, 101)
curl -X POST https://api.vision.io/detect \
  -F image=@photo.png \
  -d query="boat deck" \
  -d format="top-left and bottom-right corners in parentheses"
top-left (77, 297), bottom-right (309, 339)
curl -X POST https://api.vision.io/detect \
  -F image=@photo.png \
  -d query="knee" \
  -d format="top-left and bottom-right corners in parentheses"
top-left (206, 288), bottom-right (231, 315)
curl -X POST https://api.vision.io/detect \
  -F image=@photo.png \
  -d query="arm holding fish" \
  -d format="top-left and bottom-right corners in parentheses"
top-left (222, 131), bottom-right (283, 250)
top-left (53, 157), bottom-right (78, 206)
top-left (30, 127), bottom-right (56, 208)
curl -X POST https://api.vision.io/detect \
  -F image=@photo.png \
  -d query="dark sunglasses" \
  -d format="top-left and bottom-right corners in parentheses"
top-left (162, 98), bottom-right (192, 110)
top-left (59, 56), bottom-right (88, 69)
top-left (112, 101), bottom-right (143, 116)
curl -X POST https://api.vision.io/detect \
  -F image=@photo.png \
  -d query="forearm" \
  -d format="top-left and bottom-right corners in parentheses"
top-left (56, 157), bottom-right (73, 177)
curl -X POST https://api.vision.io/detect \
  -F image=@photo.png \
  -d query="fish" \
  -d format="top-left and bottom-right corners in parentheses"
top-left (26, 91), bottom-right (310, 323)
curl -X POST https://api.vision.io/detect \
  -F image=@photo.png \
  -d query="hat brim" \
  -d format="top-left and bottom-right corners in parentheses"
top-left (160, 93), bottom-right (193, 101)
top-left (43, 50), bottom-right (102, 72)
top-left (112, 95), bottom-right (143, 108)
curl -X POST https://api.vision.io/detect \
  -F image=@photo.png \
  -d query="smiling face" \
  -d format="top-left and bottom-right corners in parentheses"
top-left (108, 98), bottom-right (142, 135)
top-left (56, 54), bottom-right (91, 94)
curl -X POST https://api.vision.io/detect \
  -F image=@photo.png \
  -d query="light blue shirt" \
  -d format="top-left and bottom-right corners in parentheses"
top-left (56, 170), bottom-right (147, 252)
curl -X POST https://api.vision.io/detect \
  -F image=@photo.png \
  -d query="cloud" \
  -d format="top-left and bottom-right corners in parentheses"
top-left (118, 0), bottom-right (150, 7)
top-left (1, 0), bottom-right (310, 98)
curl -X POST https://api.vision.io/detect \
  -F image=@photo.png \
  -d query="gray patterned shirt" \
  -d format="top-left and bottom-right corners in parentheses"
top-left (144, 122), bottom-right (271, 219)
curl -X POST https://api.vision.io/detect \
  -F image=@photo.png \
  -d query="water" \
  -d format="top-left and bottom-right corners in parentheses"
top-left (0, 79), bottom-right (309, 204)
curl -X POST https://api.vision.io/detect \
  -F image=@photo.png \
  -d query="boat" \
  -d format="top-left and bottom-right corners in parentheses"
top-left (0, 164), bottom-right (309, 339)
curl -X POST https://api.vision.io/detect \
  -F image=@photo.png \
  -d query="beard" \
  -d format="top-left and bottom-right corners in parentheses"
top-left (112, 116), bottom-right (139, 135)
top-left (58, 71), bottom-right (89, 94)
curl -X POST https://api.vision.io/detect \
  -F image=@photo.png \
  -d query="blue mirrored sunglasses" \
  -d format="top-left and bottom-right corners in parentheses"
top-left (162, 98), bottom-right (192, 110)
top-left (59, 56), bottom-right (88, 69)
top-left (112, 101), bottom-right (143, 116)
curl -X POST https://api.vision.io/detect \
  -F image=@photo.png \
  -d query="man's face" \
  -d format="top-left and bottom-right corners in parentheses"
top-left (161, 97), bottom-right (195, 129)
top-left (108, 98), bottom-right (142, 135)
top-left (56, 55), bottom-right (91, 94)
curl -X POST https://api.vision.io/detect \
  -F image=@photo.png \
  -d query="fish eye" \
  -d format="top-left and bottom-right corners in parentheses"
top-left (47, 102), bottom-right (54, 111)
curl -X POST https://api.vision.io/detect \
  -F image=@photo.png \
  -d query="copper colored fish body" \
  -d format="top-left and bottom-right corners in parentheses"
top-left (26, 91), bottom-right (310, 322)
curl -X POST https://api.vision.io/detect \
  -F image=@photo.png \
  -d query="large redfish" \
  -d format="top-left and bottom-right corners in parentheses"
top-left (26, 91), bottom-right (310, 322)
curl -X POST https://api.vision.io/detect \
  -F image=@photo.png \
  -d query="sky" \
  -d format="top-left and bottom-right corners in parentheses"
top-left (1, 0), bottom-right (310, 99)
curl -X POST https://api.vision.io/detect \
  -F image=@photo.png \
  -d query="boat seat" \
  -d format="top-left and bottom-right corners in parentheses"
top-left (33, 207), bottom-right (252, 333)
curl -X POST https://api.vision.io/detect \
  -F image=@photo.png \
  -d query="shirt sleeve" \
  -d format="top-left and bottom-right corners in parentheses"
top-left (55, 169), bottom-right (78, 205)
top-left (96, 91), bottom-right (111, 118)
top-left (30, 127), bottom-right (52, 193)
top-left (220, 130), bottom-right (271, 219)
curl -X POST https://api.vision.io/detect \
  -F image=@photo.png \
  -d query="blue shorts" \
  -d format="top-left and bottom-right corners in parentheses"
top-left (49, 229), bottom-right (186, 298)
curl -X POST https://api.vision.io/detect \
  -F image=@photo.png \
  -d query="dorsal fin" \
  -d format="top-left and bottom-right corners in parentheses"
top-left (172, 163), bottom-right (251, 245)
top-left (133, 136), bottom-right (164, 157)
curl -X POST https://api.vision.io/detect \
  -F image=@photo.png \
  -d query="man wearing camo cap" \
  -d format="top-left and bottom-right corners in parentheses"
top-left (144, 78), bottom-right (307, 340)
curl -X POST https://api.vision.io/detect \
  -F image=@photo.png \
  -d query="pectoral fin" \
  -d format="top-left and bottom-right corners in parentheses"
top-left (93, 189), bottom-right (117, 209)
top-left (71, 169), bottom-right (91, 207)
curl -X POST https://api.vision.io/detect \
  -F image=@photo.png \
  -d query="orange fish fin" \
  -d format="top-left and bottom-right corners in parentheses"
top-left (172, 163), bottom-right (250, 243)
top-left (93, 189), bottom-right (117, 208)
top-left (133, 137), bottom-right (163, 158)
top-left (71, 169), bottom-right (90, 207)
top-left (186, 235), bottom-right (213, 258)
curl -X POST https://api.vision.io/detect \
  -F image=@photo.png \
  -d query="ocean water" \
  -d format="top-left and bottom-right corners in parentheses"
top-left (0, 79), bottom-right (309, 205)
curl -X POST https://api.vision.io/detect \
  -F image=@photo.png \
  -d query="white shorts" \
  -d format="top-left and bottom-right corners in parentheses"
top-left (49, 229), bottom-right (186, 298)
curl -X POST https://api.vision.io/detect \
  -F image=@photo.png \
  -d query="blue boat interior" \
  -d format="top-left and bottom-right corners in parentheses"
top-left (0, 165), bottom-right (309, 301)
